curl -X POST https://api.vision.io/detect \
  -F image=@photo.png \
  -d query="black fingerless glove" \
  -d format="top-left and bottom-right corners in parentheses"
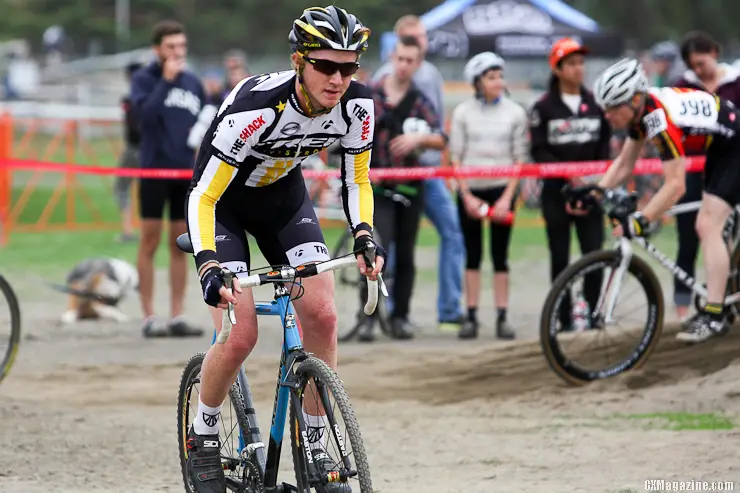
top-left (353, 235), bottom-right (387, 271)
top-left (200, 266), bottom-right (224, 308)
top-left (622, 211), bottom-right (651, 238)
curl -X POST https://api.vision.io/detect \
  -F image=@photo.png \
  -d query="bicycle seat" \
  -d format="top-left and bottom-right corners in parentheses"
top-left (176, 233), bottom-right (194, 254)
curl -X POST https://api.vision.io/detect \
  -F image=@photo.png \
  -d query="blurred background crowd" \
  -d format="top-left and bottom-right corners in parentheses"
top-left (2, 0), bottom-right (739, 341)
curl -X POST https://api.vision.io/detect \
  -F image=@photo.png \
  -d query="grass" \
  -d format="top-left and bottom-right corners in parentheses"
top-left (3, 177), bottom-right (685, 272)
top-left (613, 412), bottom-right (736, 431)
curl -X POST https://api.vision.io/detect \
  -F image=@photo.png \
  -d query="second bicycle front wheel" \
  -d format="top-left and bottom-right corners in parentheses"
top-left (331, 228), bottom-right (391, 342)
top-left (540, 249), bottom-right (664, 385)
top-left (0, 275), bottom-right (21, 385)
top-left (289, 356), bottom-right (371, 493)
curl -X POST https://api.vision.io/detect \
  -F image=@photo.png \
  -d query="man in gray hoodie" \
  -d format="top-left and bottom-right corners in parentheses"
top-left (372, 15), bottom-right (466, 331)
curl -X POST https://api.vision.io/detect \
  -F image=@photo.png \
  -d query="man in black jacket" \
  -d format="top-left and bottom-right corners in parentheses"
top-left (529, 38), bottom-right (610, 330)
top-left (131, 20), bottom-right (205, 338)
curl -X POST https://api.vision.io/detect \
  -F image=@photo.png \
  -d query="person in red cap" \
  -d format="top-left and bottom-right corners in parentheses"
top-left (528, 37), bottom-right (612, 331)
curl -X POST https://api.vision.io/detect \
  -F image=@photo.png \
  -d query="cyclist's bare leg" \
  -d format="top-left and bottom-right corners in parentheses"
top-left (696, 193), bottom-right (733, 305)
top-left (199, 287), bottom-right (259, 408)
top-left (291, 271), bottom-right (338, 426)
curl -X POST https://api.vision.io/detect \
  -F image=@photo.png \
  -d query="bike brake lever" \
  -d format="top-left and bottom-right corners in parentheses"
top-left (223, 270), bottom-right (237, 326)
top-left (377, 273), bottom-right (389, 297)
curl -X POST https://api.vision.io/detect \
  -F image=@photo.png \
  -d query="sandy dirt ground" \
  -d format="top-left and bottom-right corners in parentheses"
top-left (1, 247), bottom-right (739, 493)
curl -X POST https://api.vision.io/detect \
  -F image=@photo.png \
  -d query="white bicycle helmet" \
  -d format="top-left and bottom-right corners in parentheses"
top-left (463, 52), bottom-right (505, 85)
top-left (593, 58), bottom-right (649, 108)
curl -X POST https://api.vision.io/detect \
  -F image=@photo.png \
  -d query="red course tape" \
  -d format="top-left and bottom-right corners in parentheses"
top-left (0, 156), bottom-right (706, 181)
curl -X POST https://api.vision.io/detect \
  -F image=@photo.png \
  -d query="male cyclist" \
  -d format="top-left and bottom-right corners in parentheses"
top-left (183, 7), bottom-right (385, 492)
top-left (590, 57), bottom-right (740, 344)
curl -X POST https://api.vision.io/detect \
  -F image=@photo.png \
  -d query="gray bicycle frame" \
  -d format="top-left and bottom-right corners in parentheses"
top-left (598, 201), bottom-right (740, 322)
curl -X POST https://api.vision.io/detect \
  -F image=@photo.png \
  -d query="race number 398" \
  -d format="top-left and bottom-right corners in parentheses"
top-left (679, 97), bottom-right (713, 117)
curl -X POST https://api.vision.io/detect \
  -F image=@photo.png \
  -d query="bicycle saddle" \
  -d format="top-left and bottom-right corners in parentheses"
top-left (176, 233), bottom-right (194, 254)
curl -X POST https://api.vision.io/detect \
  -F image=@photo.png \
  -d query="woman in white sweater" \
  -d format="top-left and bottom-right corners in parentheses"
top-left (449, 52), bottom-right (530, 340)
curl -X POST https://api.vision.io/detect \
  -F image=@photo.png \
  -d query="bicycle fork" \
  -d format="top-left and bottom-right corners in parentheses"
top-left (594, 237), bottom-right (633, 324)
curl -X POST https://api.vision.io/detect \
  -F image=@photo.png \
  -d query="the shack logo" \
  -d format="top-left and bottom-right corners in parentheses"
top-left (361, 115), bottom-right (371, 141)
top-left (240, 115), bottom-right (266, 140)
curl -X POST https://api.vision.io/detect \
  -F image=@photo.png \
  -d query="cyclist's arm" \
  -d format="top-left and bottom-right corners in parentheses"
top-left (187, 105), bottom-right (276, 275)
top-left (636, 111), bottom-right (687, 221)
top-left (641, 156), bottom-right (685, 221)
top-left (597, 136), bottom-right (644, 189)
top-left (339, 88), bottom-right (375, 238)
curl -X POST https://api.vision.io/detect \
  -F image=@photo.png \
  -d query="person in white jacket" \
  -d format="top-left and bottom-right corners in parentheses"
top-left (449, 52), bottom-right (529, 340)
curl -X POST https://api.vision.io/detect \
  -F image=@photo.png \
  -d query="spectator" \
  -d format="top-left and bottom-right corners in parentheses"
top-left (187, 69), bottom-right (223, 151)
top-left (450, 52), bottom-right (529, 340)
top-left (131, 19), bottom-right (205, 338)
top-left (223, 49), bottom-right (250, 96)
top-left (649, 41), bottom-right (686, 86)
top-left (372, 15), bottom-right (467, 332)
top-left (673, 31), bottom-right (740, 324)
top-left (114, 61), bottom-right (143, 243)
top-left (529, 38), bottom-right (610, 331)
top-left (357, 35), bottom-right (448, 342)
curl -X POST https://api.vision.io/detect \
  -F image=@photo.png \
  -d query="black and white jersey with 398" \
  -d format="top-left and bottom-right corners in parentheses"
top-left (186, 70), bottom-right (375, 267)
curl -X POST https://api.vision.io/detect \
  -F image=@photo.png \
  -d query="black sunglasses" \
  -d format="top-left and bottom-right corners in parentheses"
top-left (304, 55), bottom-right (359, 77)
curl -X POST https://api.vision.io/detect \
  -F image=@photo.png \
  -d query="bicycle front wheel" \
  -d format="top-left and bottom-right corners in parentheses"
top-left (540, 250), bottom-right (664, 385)
top-left (0, 275), bottom-right (21, 384)
top-left (289, 356), bottom-right (371, 493)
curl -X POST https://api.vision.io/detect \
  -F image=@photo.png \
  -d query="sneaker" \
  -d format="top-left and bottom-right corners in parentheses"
top-left (496, 319), bottom-right (516, 340)
top-left (458, 319), bottom-right (478, 339)
top-left (356, 316), bottom-right (375, 343)
top-left (311, 449), bottom-right (351, 493)
top-left (169, 316), bottom-right (204, 337)
top-left (675, 313), bottom-right (728, 344)
top-left (142, 316), bottom-right (169, 338)
top-left (186, 427), bottom-right (225, 493)
top-left (438, 315), bottom-right (466, 333)
top-left (389, 318), bottom-right (414, 340)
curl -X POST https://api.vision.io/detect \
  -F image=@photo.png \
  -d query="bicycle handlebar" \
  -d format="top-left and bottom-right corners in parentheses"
top-left (217, 253), bottom-right (386, 344)
top-left (562, 184), bottom-right (638, 220)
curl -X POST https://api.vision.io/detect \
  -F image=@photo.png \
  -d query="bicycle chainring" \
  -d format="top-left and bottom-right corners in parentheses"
top-left (242, 457), bottom-right (264, 493)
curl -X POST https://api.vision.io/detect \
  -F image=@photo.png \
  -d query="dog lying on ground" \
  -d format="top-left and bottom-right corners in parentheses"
top-left (59, 257), bottom-right (139, 324)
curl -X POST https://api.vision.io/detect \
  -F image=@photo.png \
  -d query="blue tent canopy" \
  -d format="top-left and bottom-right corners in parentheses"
top-left (380, 0), bottom-right (621, 61)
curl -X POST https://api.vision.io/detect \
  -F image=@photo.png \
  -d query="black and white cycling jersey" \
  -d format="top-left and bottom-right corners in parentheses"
top-left (186, 70), bottom-right (375, 271)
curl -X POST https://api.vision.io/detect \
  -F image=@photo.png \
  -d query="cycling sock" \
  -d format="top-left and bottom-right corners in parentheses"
top-left (303, 410), bottom-right (328, 451)
top-left (497, 307), bottom-right (507, 322)
top-left (702, 302), bottom-right (724, 320)
top-left (193, 398), bottom-right (222, 436)
top-left (467, 307), bottom-right (477, 322)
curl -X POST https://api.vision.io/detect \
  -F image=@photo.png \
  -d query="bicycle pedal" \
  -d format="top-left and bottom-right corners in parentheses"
top-left (270, 482), bottom-right (299, 493)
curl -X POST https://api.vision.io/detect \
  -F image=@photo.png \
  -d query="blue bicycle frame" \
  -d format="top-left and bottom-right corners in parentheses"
top-left (214, 283), bottom-right (308, 489)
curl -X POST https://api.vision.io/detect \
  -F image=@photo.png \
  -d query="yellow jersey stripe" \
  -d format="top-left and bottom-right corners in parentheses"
top-left (353, 149), bottom-right (373, 227)
top-left (196, 159), bottom-right (236, 252)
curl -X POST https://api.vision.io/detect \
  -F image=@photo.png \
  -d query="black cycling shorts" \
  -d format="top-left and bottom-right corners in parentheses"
top-left (704, 137), bottom-right (740, 207)
top-left (139, 177), bottom-right (190, 221)
top-left (211, 174), bottom-right (329, 278)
